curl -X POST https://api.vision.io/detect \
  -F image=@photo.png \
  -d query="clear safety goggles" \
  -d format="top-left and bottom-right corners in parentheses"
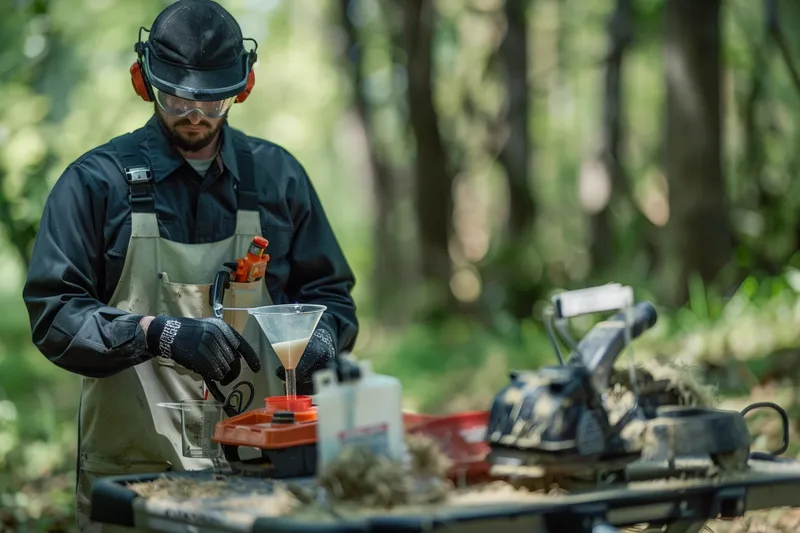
top-left (154, 88), bottom-right (236, 119)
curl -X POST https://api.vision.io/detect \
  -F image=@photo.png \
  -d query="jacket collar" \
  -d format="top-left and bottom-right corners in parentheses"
top-left (142, 114), bottom-right (241, 182)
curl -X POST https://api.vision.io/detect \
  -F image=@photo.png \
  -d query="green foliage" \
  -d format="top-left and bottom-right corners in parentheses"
top-left (3, 0), bottom-right (800, 530)
top-left (372, 315), bottom-right (556, 413)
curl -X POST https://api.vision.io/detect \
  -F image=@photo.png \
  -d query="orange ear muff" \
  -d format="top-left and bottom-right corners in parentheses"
top-left (130, 62), bottom-right (152, 102)
top-left (235, 70), bottom-right (256, 104)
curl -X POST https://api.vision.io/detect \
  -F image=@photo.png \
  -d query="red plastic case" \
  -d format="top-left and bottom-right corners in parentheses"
top-left (404, 411), bottom-right (492, 482)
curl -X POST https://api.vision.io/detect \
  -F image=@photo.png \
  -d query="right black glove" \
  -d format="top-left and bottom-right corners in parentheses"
top-left (145, 315), bottom-right (261, 384)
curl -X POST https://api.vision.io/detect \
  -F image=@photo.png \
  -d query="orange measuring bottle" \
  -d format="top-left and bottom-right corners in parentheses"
top-left (231, 236), bottom-right (269, 282)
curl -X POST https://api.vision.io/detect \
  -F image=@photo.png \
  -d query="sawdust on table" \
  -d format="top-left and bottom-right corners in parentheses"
top-left (127, 476), bottom-right (305, 518)
top-left (129, 476), bottom-right (230, 500)
top-left (706, 507), bottom-right (800, 533)
top-left (123, 434), bottom-right (565, 522)
top-left (291, 432), bottom-right (570, 520)
top-left (314, 433), bottom-right (483, 508)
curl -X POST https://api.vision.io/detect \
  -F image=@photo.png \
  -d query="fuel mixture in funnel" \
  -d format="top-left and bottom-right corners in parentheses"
top-left (272, 337), bottom-right (312, 371)
top-left (248, 303), bottom-right (326, 398)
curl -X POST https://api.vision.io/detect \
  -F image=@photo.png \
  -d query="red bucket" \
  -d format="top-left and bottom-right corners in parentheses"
top-left (403, 411), bottom-right (492, 482)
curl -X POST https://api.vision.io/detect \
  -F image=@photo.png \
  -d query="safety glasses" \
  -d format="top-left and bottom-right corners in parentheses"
top-left (154, 88), bottom-right (236, 119)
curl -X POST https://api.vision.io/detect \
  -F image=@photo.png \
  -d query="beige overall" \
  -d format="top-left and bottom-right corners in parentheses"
top-left (75, 140), bottom-right (284, 531)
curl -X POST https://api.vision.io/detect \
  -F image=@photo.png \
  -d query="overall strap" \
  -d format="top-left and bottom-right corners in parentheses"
top-left (232, 132), bottom-right (258, 211)
top-left (110, 131), bottom-right (155, 214)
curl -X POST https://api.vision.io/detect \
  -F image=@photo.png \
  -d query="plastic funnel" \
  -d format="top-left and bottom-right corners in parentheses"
top-left (247, 304), bottom-right (326, 399)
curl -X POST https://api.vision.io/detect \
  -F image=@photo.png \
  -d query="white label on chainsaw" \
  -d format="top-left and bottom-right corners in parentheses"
top-left (338, 423), bottom-right (389, 455)
top-left (556, 284), bottom-right (633, 318)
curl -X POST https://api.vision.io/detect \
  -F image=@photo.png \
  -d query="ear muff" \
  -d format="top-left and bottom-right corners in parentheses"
top-left (130, 61), bottom-right (153, 102)
top-left (235, 69), bottom-right (256, 104)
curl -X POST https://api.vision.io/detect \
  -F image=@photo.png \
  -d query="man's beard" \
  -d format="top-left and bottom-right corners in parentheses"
top-left (155, 107), bottom-right (225, 152)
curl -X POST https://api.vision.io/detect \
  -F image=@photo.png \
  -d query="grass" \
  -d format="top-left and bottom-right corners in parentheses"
top-left (5, 274), bottom-right (800, 531)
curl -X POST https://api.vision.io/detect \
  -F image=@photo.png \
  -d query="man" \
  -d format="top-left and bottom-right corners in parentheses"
top-left (22, 0), bottom-right (358, 530)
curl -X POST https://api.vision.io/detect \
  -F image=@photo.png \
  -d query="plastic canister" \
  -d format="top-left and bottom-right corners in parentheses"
top-left (312, 360), bottom-right (406, 473)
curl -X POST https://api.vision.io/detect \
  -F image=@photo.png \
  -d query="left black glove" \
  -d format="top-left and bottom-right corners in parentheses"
top-left (145, 315), bottom-right (261, 385)
top-left (275, 327), bottom-right (335, 395)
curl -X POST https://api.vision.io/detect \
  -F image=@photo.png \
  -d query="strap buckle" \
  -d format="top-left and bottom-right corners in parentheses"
top-left (124, 166), bottom-right (152, 184)
top-left (124, 165), bottom-right (154, 210)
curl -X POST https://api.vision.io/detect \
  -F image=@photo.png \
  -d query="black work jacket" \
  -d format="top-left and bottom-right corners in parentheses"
top-left (22, 115), bottom-right (358, 378)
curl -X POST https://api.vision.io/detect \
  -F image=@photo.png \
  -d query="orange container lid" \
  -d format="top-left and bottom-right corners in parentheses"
top-left (265, 395), bottom-right (317, 423)
top-left (212, 408), bottom-right (318, 449)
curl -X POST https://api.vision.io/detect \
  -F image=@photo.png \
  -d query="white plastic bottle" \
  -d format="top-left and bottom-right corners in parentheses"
top-left (312, 359), bottom-right (407, 473)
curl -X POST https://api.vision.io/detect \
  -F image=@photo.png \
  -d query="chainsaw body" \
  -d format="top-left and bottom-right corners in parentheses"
top-left (485, 288), bottom-right (789, 479)
top-left (487, 300), bottom-right (657, 472)
top-left (487, 363), bottom-right (636, 474)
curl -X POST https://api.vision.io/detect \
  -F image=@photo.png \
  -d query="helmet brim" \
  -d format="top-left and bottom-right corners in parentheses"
top-left (145, 48), bottom-right (249, 102)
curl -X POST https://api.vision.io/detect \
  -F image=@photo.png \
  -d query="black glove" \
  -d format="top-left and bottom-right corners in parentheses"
top-left (145, 315), bottom-right (261, 385)
top-left (275, 327), bottom-right (337, 395)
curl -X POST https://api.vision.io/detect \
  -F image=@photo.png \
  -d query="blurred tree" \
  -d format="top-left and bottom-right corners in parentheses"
top-left (738, 0), bottom-right (778, 276)
top-left (658, 0), bottom-right (734, 305)
top-left (588, 0), bottom-right (634, 274)
top-left (767, 0), bottom-right (800, 96)
top-left (397, 0), bottom-right (457, 319)
top-left (498, 0), bottom-right (536, 241)
top-left (478, 0), bottom-right (545, 322)
top-left (0, 0), bottom-right (53, 268)
top-left (766, 0), bottom-right (800, 257)
top-left (338, 0), bottom-right (409, 325)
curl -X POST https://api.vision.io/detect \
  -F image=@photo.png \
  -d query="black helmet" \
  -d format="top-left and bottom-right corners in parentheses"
top-left (136, 0), bottom-right (257, 102)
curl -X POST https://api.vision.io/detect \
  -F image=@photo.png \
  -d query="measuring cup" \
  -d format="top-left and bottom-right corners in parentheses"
top-left (158, 400), bottom-right (223, 459)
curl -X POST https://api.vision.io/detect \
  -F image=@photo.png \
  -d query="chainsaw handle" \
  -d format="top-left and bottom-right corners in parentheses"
top-left (569, 301), bottom-right (658, 391)
top-left (613, 300), bottom-right (657, 339)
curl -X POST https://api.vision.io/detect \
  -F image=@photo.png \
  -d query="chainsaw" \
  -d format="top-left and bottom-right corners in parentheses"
top-left (486, 285), bottom-right (792, 483)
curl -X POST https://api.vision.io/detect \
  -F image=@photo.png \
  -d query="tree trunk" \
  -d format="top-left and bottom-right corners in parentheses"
top-left (588, 0), bottom-right (633, 274)
top-left (660, 0), bottom-right (733, 305)
top-left (400, 0), bottom-right (455, 317)
top-left (338, 0), bottom-right (408, 324)
top-left (767, 0), bottom-right (800, 260)
top-left (498, 0), bottom-right (535, 240)
top-left (488, 0), bottom-right (543, 320)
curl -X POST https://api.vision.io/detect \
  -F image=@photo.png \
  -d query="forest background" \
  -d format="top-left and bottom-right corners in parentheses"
top-left (3, 0), bottom-right (800, 530)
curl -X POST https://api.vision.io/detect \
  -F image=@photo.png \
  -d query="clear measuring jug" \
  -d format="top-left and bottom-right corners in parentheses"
top-left (157, 400), bottom-right (223, 459)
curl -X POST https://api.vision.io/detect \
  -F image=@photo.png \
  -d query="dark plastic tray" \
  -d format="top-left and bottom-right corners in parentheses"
top-left (91, 459), bottom-right (800, 533)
